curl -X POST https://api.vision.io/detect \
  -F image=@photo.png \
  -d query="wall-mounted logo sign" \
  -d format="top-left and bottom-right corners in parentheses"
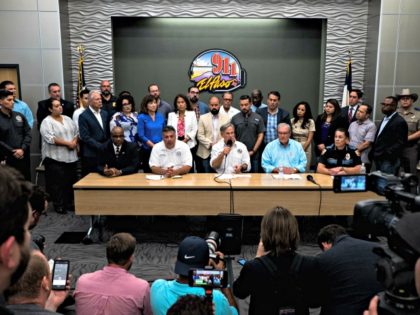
top-left (189, 49), bottom-right (246, 93)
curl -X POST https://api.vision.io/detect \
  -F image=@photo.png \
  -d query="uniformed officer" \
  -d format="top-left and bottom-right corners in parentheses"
top-left (397, 88), bottom-right (420, 174)
top-left (0, 89), bottom-right (32, 180)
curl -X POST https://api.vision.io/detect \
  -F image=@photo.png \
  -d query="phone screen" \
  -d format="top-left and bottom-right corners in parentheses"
top-left (52, 260), bottom-right (69, 290)
top-left (237, 258), bottom-right (247, 266)
top-left (188, 269), bottom-right (228, 288)
top-left (333, 175), bottom-right (367, 192)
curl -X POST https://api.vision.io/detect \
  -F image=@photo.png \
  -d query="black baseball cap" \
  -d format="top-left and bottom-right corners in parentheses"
top-left (175, 236), bottom-right (209, 276)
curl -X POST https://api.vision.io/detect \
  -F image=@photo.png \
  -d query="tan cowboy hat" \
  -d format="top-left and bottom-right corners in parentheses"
top-left (396, 88), bottom-right (418, 102)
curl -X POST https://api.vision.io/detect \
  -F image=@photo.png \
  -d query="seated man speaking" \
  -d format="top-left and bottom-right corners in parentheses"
top-left (262, 123), bottom-right (307, 173)
top-left (210, 123), bottom-right (250, 174)
top-left (317, 128), bottom-right (361, 175)
top-left (149, 126), bottom-right (192, 177)
top-left (97, 126), bottom-right (140, 177)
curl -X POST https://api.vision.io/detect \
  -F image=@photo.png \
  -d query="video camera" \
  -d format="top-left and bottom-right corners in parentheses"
top-left (339, 171), bottom-right (420, 314)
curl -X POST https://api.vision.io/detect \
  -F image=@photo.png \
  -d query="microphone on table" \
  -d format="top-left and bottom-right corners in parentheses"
top-left (306, 174), bottom-right (318, 185)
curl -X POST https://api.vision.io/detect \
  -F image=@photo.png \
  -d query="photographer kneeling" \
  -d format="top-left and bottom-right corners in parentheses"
top-left (233, 206), bottom-right (317, 315)
top-left (150, 236), bottom-right (238, 315)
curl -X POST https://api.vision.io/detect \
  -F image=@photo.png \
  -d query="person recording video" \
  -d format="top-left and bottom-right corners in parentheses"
top-left (150, 236), bottom-right (238, 315)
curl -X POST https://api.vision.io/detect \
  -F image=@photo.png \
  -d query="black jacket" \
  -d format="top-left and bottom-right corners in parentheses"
top-left (233, 252), bottom-right (317, 315)
top-left (315, 235), bottom-right (383, 315)
top-left (97, 140), bottom-right (139, 175)
top-left (372, 112), bottom-right (408, 161)
top-left (314, 114), bottom-right (348, 148)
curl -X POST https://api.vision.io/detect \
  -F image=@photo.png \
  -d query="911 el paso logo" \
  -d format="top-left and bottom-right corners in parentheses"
top-left (189, 49), bottom-right (246, 93)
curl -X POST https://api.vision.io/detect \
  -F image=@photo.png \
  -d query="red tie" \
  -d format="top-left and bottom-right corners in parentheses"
top-left (348, 107), bottom-right (353, 122)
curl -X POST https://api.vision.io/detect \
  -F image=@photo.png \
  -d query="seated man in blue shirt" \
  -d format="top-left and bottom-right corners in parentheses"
top-left (262, 123), bottom-right (307, 173)
top-left (150, 236), bottom-right (238, 315)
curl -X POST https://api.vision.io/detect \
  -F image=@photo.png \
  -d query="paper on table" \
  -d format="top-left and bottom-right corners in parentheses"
top-left (216, 174), bottom-right (252, 180)
top-left (145, 174), bottom-right (164, 180)
top-left (272, 174), bottom-right (302, 180)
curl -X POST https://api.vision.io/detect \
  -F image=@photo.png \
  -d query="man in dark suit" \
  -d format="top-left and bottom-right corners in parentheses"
top-left (372, 96), bottom-right (408, 175)
top-left (79, 90), bottom-right (109, 177)
top-left (315, 224), bottom-right (383, 315)
top-left (97, 126), bottom-right (139, 177)
top-left (36, 83), bottom-right (74, 129)
top-left (341, 89), bottom-right (363, 124)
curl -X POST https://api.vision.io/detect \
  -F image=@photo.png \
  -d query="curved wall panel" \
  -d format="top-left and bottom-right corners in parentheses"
top-left (66, 0), bottom-right (368, 105)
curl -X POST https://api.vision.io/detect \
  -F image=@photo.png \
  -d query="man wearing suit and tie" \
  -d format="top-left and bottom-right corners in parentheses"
top-left (197, 96), bottom-right (230, 172)
top-left (79, 90), bottom-right (110, 176)
top-left (372, 96), bottom-right (408, 175)
top-left (98, 126), bottom-right (139, 177)
top-left (341, 89), bottom-right (363, 124)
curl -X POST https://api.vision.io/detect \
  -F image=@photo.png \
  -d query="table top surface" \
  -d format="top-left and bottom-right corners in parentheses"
top-left (74, 173), bottom-right (335, 190)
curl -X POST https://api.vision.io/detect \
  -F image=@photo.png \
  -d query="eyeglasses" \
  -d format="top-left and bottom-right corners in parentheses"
top-left (223, 99), bottom-right (233, 101)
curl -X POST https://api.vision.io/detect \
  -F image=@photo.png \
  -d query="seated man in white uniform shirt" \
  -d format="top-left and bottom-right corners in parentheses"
top-left (149, 125), bottom-right (192, 177)
top-left (210, 123), bottom-right (250, 174)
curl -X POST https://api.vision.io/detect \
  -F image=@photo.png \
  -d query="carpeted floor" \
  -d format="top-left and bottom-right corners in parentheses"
top-left (33, 210), bottom-right (334, 314)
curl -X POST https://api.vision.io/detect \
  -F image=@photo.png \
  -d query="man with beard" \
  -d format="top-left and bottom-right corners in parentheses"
top-left (0, 165), bottom-right (32, 314)
top-left (100, 80), bottom-right (118, 117)
top-left (372, 96), bottom-right (408, 175)
top-left (188, 86), bottom-right (209, 121)
top-left (196, 96), bottom-right (230, 172)
top-left (74, 232), bottom-right (152, 315)
top-left (231, 95), bottom-right (265, 172)
top-left (148, 83), bottom-right (173, 120)
top-left (5, 251), bottom-right (70, 315)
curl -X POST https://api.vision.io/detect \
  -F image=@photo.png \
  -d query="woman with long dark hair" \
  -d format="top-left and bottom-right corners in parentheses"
top-left (314, 98), bottom-right (348, 155)
top-left (291, 101), bottom-right (315, 171)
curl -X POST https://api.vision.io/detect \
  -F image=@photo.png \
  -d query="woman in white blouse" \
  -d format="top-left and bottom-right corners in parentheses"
top-left (40, 99), bottom-right (78, 214)
top-left (167, 94), bottom-right (198, 150)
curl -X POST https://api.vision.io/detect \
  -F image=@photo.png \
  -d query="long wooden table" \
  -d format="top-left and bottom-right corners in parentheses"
top-left (74, 173), bottom-right (384, 216)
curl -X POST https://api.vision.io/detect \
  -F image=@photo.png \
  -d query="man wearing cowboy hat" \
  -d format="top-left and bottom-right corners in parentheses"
top-left (397, 88), bottom-right (420, 174)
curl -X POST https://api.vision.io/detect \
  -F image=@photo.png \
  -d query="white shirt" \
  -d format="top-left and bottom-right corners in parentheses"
top-left (222, 106), bottom-right (240, 119)
top-left (149, 140), bottom-right (192, 170)
top-left (210, 140), bottom-right (250, 174)
top-left (72, 107), bottom-right (86, 131)
top-left (89, 106), bottom-right (103, 129)
top-left (40, 115), bottom-right (78, 163)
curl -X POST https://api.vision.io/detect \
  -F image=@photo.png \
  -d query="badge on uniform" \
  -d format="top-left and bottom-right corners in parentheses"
top-left (15, 116), bottom-right (23, 122)
top-left (345, 153), bottom-right (350, 160)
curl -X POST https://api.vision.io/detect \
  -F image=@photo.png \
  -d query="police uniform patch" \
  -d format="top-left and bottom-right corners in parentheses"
top-left (15, 116), bottom-right (23, 122)
top-left (345, 153), bottom-right (350, 160)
